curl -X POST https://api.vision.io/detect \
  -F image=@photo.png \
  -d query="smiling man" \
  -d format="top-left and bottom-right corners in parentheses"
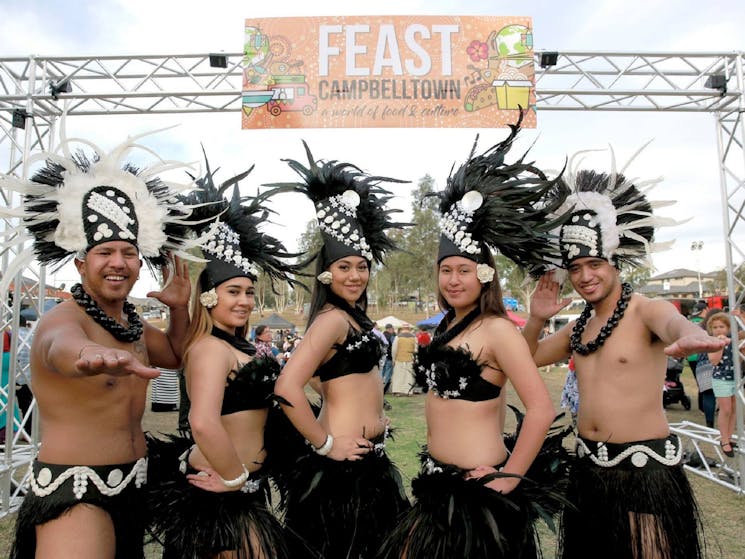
top-left (3, 130), bottom-right (203, 559)
top-left (521, 161), bottom-right (725, 559)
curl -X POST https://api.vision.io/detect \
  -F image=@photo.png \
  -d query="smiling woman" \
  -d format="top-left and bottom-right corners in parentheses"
top-left (144, 156), bottom-right (308, 558)
top-left (270, 141), bottom-right (411, 559)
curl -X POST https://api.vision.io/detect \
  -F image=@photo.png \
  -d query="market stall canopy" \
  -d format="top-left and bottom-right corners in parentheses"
top-left (374, 315), bottom-right (410, 329)
top-left (417, 310), bottom-right (527, 329)
top-left (253, 312), bottom-right (295, 329)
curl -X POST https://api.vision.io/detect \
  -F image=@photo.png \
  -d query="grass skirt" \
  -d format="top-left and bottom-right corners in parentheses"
top-left (281, 440), bottom-right (410, 559)
top-left (10, 460), bottom-right (146, 559)
top-left (559, 434), bottom-right (706, 559)
top-left (145, 432), bottom-right (303, 559)
top-left (377, 450), bottom-right (568, 559)
top-left (378, 411), bottom-right (571, 559)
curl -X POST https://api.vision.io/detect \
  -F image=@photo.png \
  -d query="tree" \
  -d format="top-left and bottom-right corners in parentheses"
top-left (292, 218), bottom-right (322, 314)
top-left (620, 263), bottom-right (653, 289)
top-left (495, 252), bottom-right (533, 310)
top-left (375, 174), bottom-right (441, 314)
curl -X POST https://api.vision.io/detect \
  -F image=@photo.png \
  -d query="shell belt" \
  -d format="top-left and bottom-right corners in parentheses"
top-left (28, 457), bottom-right (148, 499)
top-left (576, 437), bottom-right (682, 468)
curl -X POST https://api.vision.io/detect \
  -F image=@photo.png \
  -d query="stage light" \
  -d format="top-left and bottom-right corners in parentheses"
top-left (704, 74), bottom-right (727, 95)
top-left (49, 79), bottom-right (72, 100)
top-left (209, 53), bottom-right (228, 68)
top-left (12, 109), bottom-right (28, 129)
top-left (540, 52), bottom-right (559, 68)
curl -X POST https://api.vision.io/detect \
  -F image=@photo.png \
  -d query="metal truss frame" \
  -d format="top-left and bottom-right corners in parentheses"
top-left (1, 50), bottom-right (744, 516)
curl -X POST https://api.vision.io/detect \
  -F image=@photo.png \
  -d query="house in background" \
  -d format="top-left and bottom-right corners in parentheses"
top-left (639, 268), bottom-right (723, 315)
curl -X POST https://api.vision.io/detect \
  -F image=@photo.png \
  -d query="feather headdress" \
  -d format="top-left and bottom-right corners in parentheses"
top-left (433, 111), bottom-right (568, 278)
top-left (266, 141), bottom-right (409, 266)
top-left (182, 153), bottom-right (304, 292)
top-left (548, 143), bottom-right (678, 270)
top-left (0, 118), bottom-right (204, 294)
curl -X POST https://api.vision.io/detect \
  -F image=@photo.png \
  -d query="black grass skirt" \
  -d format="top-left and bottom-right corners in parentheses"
top-left (558, 435), bottom-right (707, 559)
top-left (10, 460), bottom-right (146, 559)
top-left (146, 432), bottom-right (305, 559)
top-left (378, 412), bottom-right (572, 559)
top-left (376, 450), bottom-right (568, 559)
top-left (281, 443), bottom-right (410, 559)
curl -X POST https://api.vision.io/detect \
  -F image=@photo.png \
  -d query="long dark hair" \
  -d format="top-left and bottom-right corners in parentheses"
top-left (306, 255), bottom-right (369, 330)
top-left (436, 251), bottom-right (507, 318)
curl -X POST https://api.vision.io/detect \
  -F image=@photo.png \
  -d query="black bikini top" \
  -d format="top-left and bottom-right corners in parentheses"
top-left (221, 356), bottom-right (281, 415)
top-left (313, 326), bottom-right (384, 382)
top-left (414, 307), bottom-right (502, 402)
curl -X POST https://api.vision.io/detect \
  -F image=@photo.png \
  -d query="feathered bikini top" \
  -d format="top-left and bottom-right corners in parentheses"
top-left (314, 326), bottom-right (384, 382)
top-left (209, 327), bottom-right (279, 415)
top-left (221, 357), bottom-right (281, 415)
top-left (413, 307), bottom-right (502, 402)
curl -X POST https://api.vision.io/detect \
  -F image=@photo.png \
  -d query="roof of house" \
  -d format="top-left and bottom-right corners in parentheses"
top-left (648, 268), bottom-right (720, 281)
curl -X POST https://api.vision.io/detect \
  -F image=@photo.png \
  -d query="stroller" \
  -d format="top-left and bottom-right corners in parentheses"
top-left (663, 356), bottom-right (691, 410)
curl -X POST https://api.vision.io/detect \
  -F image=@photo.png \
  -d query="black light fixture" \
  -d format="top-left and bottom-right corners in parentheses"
top-left (49, 79), bottom-right (72, 100)
top-left (12, 109), bottom-right (29, 129)
top-left (540, 51), bottom-right (559, 68)
top-left (209, 53), bottom-right (228, 68)
top-left (704, 74), bottom-right (727, 95)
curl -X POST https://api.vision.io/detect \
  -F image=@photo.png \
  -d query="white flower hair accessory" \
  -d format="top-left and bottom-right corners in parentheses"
top-left (317, 271), bottom-right (333, 285)
top-left (199, 288), bottom-right (219, 309)
top-left (476, 263), bottom-right (495, 284)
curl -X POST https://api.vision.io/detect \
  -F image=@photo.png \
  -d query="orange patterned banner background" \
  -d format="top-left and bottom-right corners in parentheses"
top-left (242, 16), bottom-right (535, 129)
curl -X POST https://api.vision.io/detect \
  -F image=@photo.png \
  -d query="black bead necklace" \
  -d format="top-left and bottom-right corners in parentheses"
top-left (569, 282), bottom-right (633, 356)
top-left (71, 283), bottom-right (144, 343)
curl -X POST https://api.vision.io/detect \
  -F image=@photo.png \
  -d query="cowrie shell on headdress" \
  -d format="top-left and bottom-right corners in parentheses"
top-left (459, 190), bottom-right (483, 213)
top-left (341, 190), bottom-right (361, 209)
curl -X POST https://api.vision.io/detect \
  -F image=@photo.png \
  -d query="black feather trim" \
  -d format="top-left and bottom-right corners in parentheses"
top-left (145, 432), bottom-right (313, 559)
top-left (264, 140), bottom-right (409, 264)
top-left (434, 110), bottom-right (569, 276)
top-left (183, 150), bottom-right (307, 291)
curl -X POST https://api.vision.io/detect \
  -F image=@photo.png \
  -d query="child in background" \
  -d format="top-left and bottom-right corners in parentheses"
top-left (706, 312), bottom-right (738, 457)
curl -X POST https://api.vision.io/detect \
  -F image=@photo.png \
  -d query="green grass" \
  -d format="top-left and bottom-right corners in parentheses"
top-left (1, 366), bottom-right (743, 558)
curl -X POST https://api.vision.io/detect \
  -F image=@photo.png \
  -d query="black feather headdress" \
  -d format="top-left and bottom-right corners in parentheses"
top-left (182, 153), bottom-right (304, 292)
top-left (433, 111), bottom-right (568, 277)
top-left (547, 145), bottom-right (677, 270)
top-left (0, 120), bottom-right (204, 294)
top-left (266, 141), bottom-right (408, 266)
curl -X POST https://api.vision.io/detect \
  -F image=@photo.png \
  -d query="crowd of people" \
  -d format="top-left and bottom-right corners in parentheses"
top-left (0, 111), bottom-right (740, 559)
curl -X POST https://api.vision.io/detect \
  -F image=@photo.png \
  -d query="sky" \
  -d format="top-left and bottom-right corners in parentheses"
top-left (1, 0), bottom-right (744, 296)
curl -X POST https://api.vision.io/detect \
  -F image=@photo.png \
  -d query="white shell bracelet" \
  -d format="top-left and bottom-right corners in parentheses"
top-left (312, 434), bottom-right (334, 456)
top-left (221, 465), bottom-right (250, 489)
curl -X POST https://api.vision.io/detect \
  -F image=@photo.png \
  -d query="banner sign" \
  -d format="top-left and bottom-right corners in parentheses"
top-left (242, 16), bottom-right (535, 129)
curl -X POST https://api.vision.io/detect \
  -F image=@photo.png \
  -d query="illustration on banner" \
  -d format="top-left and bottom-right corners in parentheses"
top-left (242, 26), bottom-right (318, 119)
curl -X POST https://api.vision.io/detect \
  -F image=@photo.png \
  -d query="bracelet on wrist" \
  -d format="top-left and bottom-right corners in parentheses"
top-left (312, 434), bottom-right (334, 456)
top-left (220, 465), bottom-right (250, 489)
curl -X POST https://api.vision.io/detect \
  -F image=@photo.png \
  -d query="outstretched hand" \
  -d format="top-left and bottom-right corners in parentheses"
top-left (75, 346), bottom-right (160, 379)
top-left (530, 271), bottom-right (572, 321)
top-left (147, 255), bottom-right (190, 309)
top-left (664, 333), bottom-right (728, 359)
